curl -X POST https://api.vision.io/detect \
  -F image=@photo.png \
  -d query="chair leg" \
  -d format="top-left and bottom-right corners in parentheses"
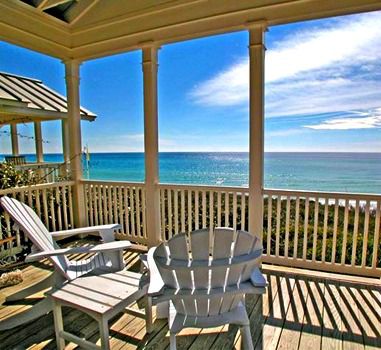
top-left (99, 317), bottom-right (110, 350)
top-left (145, 296), bottom-right (153, 333)
top-left (156, 301), bottom-right (169, 319)
top-left (240, 325), bottom-right (254, 350)
top-left (170, 333), bottom-right (177, 350)
top-left (53, 301), bottom-right (65, 350)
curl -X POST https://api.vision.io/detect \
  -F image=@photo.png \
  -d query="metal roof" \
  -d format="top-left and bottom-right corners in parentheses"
top-left (0, 71), bottom-right (96, 124)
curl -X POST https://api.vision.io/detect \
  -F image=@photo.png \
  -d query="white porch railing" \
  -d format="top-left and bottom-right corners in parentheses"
top-left (1, 180), bottom-right (379, 278)
top-left (159, 184), bottom-right (381, 278)
top-left (82, 180), bottom-right (148, 244)
top-left (0, 181), bottom-right (75, 262)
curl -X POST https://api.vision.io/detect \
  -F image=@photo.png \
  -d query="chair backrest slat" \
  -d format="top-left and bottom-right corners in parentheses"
top-left (190, 229), bottom-right (209, 260)
top-left (213, 227), bottom-right (234, 259)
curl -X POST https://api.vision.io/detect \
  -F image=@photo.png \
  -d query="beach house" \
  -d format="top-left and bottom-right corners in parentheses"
top-left (0, 1), bottom-right (380, 349)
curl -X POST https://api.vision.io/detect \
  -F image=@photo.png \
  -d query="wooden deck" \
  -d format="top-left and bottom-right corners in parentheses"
top-left (0, 243), bottom-right (380, 350)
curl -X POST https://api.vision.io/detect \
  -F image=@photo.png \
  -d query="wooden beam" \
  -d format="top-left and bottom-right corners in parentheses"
top-left (37, 0), bottom-right (72, 11)
top-left (248, 22), bottom-right (266, 239)
top-left (65, 0), bottom-right (99, 25)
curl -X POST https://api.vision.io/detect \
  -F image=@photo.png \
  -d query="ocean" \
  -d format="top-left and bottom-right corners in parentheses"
top-left (2, 152), bottom-right (381, 194)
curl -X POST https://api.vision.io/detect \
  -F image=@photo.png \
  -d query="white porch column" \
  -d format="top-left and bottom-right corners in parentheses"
top-left (142, 45), bottom-right (161, 247)
top-left (34, 121), bottom-right (44, 163)
top-left (248, 23), bottom-right (266, 239)
top-left (64, 60), bottom-right (87, 227)
top-left (10, 123), bottom-right (19, 156)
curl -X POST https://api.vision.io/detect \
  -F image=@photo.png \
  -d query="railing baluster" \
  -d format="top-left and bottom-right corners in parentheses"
top-left (267, 195), bottom-right (272, 256)
top-left (68, 185), bottom-right (74, 227)
top-left (108, 186), bottom-right (113, 223)
top-left (241, 192), bottom-right (246, 231)
top-left (136, 187), bottom-right (141, 238)
top-left (56, 187), bottom-right (62, 231)
top-left (113, 186), bottom-right (118, 225)
top-left (168, 188), bottom-right (173, 238)
top-left (372, 200), bottom-right (380, 269)
top-left (341, 199), bottom-right (349, 265)
top-left (312, 198), bottom-right (319, 262)
top-left (93, 185), bottom-right (99, 226)
top-left (174, 189), bottom-right (179, 234)
top-left (88, 184), bottom-right (93, 227)
top-left (209, 191), bottom-right (214, 233)
top-left (62, 186), bottom-right (68, 230)
top-left (361, 200), bottom-right (370, 267)
top-left (224, 192), bottom-right (229, 227)
top-left (331, 199), bottom-right (339, 264)
top-left (188, 189), bottom-right (193, 233)
top-left (124, 187), bottom-right (130, 236)
top-left (202, 191), bottom-right (207, 228)
top-left (351, 200), bottom-right (360, 266)
top-left (275, 195), bottom-right (281, 258)
top-left (322, 197), bottom-right (328, 263)
top-left (117, 187), bottom-right (124, 233)
top-left (50, 190), bottom-right (56, 231)
top-left (181, 190), bottom-right (185, 233)
top-left (130, 187), bottom-right (136, 237)
top-left (217, 191), bottom-right (222, 227)
top-left (35, 189), bottom-right (42, 218)
top-left (284, 196), bottom-right (290, 258)
top-left (293, 196), bottom-right (300, 259)
top-left (302, 197), bottom-right (309, 261)
top-left (233, 191), bottom-right (237, 231)
top-left (195, 190), bottom-right (199, 230)
top-left (142, 188), bottom-right (147, 239)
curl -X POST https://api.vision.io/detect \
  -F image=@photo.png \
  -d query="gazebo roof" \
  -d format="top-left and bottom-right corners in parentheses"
top-left (0, 71), bottom-right (96, 125)
top-left (1, 0), bottom-right (380, 61)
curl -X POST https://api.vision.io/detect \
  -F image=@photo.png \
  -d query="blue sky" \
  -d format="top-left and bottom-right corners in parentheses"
top-left (1, 11), bottom-right (381, 154)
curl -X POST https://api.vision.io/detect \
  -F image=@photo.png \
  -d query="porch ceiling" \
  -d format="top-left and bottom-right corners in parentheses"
top-left (1, 0), bottom-right (381, 61)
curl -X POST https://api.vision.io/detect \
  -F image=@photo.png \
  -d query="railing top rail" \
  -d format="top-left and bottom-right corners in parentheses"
top-left (264, 188), bottom-right (381, 201)
top-left (0, 181), bottom-right (75, 195)
top-left (81, 179), bottom-right (145, 187)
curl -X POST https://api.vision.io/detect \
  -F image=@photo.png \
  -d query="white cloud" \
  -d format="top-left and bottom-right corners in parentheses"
top-left (305, 109), bottom-right (381, 130)
top-left (189, 12), bottom-right (381, 119)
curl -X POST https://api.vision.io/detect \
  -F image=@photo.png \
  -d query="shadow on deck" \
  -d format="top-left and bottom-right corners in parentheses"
top-left (0, 247), bottom-right (380, 350)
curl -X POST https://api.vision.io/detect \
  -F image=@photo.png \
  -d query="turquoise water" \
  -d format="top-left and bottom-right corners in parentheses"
top-left (2, 152), bottom-right (381, 194)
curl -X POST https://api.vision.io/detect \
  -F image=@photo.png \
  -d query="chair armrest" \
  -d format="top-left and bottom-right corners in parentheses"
top-left (51, 224), bottom-right (122, 240)
top-left (250, 267), bottom-right (267, 288)
top-left (25, 240), bottom-right (131, 262)
top-left (147, 247), bottom-right (165, 296)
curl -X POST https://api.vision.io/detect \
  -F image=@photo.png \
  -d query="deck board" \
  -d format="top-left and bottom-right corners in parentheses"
top-left (0, 244), bottom-right (380, 350)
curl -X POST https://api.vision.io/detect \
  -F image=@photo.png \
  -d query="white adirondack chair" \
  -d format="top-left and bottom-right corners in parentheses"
top-left (0, 196), bottom-right (131, 330)
top-left (147, 227), bottom-right (267, 350)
